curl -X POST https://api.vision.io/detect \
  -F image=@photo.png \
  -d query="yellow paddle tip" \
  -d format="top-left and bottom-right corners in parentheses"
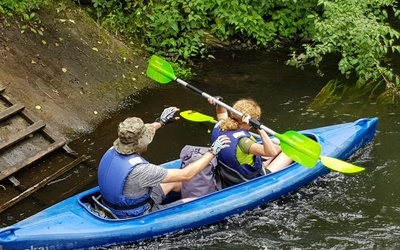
top-left (320, 156), bottom-right (365, 174)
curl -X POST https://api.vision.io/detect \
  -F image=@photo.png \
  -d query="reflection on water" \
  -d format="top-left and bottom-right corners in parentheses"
top-left (4, 50), bottom-right (400, 249)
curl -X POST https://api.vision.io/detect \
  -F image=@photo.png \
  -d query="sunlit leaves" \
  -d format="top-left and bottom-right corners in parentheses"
top-left (289, 0), bottom-right (400, 93)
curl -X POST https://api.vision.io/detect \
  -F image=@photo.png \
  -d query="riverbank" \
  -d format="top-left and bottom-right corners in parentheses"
top-left (0, 0), bottom-right (155, 141)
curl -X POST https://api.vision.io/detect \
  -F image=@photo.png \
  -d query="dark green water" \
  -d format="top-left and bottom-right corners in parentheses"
top-left (5, 50), bottom-right (400, 249)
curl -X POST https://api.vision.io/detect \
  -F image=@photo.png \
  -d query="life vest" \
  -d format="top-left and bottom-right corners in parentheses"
top-left (98, 147), bottom-right (152, 218)
top-left (211, 123), bottom-right (264, 185)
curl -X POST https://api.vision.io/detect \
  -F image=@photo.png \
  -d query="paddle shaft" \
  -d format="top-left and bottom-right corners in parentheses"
top-left (176, 79), bottom-right (277, 136)
top-left (180, 110), bottom-right (281, 143)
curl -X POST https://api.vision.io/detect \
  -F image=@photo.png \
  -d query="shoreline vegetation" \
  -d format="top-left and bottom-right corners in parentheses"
top-left (3, 0), bottom-right (400, 97)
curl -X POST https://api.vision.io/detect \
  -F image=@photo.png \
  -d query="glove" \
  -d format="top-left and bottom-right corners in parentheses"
top-left (209, 135), bottom-right (230, 156)
top-left (156, 107), bottom-right (178, 126)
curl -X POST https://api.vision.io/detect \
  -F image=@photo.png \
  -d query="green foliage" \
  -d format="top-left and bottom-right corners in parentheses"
top-left (287, 0), bottom-right (400, 94)
top-left (91, 0), bottom-right (317, 57)
top-left (0, 0), bottom-right (43, 16)
top-left (19, 12), bottom-right (43, 35)
top-left (0, 0), bottom-right (45, 35)
top-left (91, 0), bottom-right (400, 95)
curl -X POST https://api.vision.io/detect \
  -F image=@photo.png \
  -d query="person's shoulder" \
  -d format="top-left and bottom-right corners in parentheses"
top-left (239, 136), bottom-right (255, 144)
top-left (238, 136), bottom-right (255, 151)
top-left (132, 163), bottom-right (167, 179)
top-left (134, 162), bottom-right (157, 169)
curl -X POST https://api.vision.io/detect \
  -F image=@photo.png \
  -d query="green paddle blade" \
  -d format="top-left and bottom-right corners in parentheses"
top-left (320, 156), bottom-right (365, 173)
top-left (275, 130), bottom-right (321, 168)
top-left (146, 55), bottom-right (176, 84)
top-left (180, 110), bottom-right (215, 123)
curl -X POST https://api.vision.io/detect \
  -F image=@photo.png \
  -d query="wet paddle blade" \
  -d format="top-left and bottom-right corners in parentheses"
top-left (146, 55), bottom-right (176, 84)
top-left (180, 110), bottom-right (215, 123)
top-left (275, 130), bottom-right (321, 168)
top-left (320, 156), bottom-right (365, 173)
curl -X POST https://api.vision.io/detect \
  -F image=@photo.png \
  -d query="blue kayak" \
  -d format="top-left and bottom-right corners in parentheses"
top-left (0, 118), bottom-right (378, 250)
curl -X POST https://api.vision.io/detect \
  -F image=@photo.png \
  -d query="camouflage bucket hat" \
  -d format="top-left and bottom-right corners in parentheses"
top-left (113, 117), bottom-right (156, 155)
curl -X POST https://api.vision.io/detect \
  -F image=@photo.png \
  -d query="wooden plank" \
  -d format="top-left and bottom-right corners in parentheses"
top-left (0, 139), bottom-right (66, 181)
top-left (0, 120), bottom-right (46, 151)
top-left (0, 91), bottom-right (36, 124)
top-left (23, 109), bottom-right (63, 143)
top-left (0, 154), bottom-right (90, 213)
top-left (0, 90), bottom-right (13, 106)
top-left (16, 106), bottom-right (62, 144)
top-left (8, 175), bottom-right (20, 186)
top-left (0, 103), bottom-right (24, 121)
top-left (0, 91), bottom-right (64, 145)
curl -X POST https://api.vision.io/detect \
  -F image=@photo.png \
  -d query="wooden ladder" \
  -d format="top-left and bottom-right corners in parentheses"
top-left (0, 85), bottom-right (66, 181)
top-left (0, 85), bottom-right (92, 213)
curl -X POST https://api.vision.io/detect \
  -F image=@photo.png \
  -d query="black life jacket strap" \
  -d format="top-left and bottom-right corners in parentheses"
top-left (216, 160), bottom-right (264, 189)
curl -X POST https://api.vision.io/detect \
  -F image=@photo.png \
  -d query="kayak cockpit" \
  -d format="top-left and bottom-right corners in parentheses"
top-left (79, 132), bottom-right (320, 220)
top-left (79, 189), bottom-right (183, 221)
top-left (82, 192), bottom-right (119, 219)
top-left (79, 190), bottom-right (117, 220)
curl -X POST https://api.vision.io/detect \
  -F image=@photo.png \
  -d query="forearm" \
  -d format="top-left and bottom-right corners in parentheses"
top-left (149, 121), bottom-right (163, 130)
top-left (163, 152), bottom-right (215, 183)
top-left (181, 152), bottom-right (215, 180)
top-left (163, 135), bottom-right (229, 183)
top-left (216, 106), bottom-right (228, 121)
top-left (208, 97), bottom-right (228, 121)
top-left (259, 130), bottom-right (278, 156)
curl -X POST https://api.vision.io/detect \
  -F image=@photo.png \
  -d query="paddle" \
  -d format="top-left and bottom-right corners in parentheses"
top-left (180, 110), bottom-right (264, 140)
top-left (146, 55), bottom-right (365, 173)
top-left (147, 55), bottom-right (320, 167)
top-left (180, 110), bottom-right (365, 174)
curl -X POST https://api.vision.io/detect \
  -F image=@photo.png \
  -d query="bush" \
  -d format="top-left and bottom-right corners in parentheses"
top-left (90, 0), bottom-right (400, 96)
top-left (0, 0), bottom-right (43, 16)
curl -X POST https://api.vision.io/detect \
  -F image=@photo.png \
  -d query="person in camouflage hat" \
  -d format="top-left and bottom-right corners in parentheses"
top-left (97, 107), bottom-right (231, 218)
top-left (113, 117), bottom-right (156, 155)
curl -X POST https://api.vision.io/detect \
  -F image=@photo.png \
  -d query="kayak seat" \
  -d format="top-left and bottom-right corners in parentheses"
top-left (215, 160), bottom-right (262, 189)
top-left (91, 195), bottom-right (119, 219)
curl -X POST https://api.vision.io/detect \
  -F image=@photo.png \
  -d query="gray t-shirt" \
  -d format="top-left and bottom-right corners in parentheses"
top-left (123, 163), bottom-right (168, 202)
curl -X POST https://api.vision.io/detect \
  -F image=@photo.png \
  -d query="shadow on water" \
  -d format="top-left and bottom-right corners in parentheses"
top-left (7, 50), bottom-right (400, 249)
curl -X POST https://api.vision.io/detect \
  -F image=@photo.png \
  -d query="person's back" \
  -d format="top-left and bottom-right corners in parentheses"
top-left (211, 120), bottom-right (265, 188)
top-left (98, 147), bottom-right (154, 218)
top-left (208, 98), bottom-right (292, 188)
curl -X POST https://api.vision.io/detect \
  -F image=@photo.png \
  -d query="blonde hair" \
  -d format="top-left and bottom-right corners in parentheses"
top-left (220, 99), bottom-right (261, 131)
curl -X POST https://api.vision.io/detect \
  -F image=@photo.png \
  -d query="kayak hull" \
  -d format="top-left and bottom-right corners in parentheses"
top-left (0, 118), bottom-right (378, 249)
